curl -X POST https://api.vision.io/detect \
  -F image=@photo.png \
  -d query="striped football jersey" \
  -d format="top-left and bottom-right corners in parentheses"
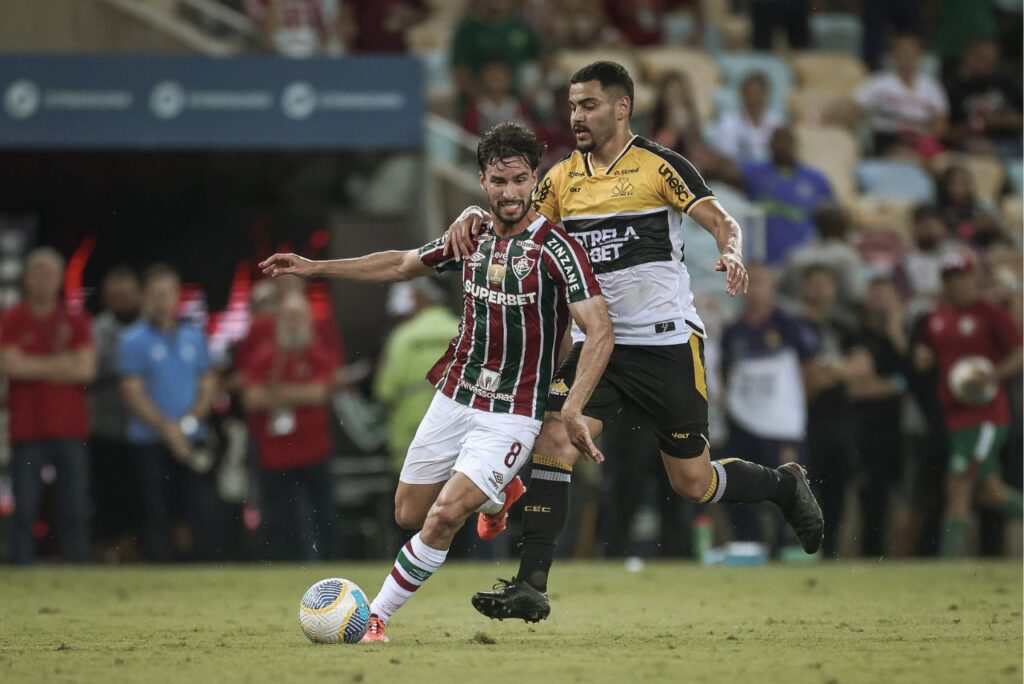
top-left (418, 215), bottom-right (601, 419)
top-left (532, 135), bottom-right (715, 346)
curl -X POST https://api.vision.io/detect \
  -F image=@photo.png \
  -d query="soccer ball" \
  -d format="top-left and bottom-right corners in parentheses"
top-left (298, 578), bottom-right (372, 644)
top-left (948, 355), bottom-right (997, 406)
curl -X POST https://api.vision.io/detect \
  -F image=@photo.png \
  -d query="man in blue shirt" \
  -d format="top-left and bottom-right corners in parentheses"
top-left (118, 264), bottom-right (219, 561)
top-left (740, 126), bottom-right (835, 266)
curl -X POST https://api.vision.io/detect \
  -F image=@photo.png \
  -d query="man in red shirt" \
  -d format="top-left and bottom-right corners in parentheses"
top-left (915, 253), bottom-right (1023, 556)
top-left (1, 247), bottom-right (97, 564)
top-left (241, 292), bottom-right (337, 560)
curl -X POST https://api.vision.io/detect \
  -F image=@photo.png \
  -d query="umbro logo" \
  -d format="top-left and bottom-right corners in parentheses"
top-left (491, 470), bottom-right (504, 485)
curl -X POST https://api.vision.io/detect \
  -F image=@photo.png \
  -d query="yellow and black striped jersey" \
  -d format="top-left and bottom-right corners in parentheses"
top-left (531, 135), bottom-right (715, 345)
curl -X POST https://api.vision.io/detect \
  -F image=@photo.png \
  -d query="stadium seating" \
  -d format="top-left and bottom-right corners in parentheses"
top-left (716, 52), bottom-right (793, 116)
top-left (637, 47), bottom-right (720, 121)
top-left (790, 51), bottom-right (867, 92)
top-left (856, 159), bottom-right (936, 203)
top-left (795, 125), bottom-right (860, 204)
top-left (850, 196), bottom-right (916, 236)
top-left (932, 153), bottom-right (1007, 205)
top-left (810, 13), bottom-right (863, 57)
top-left (788, 87), bottom-right (850, 125)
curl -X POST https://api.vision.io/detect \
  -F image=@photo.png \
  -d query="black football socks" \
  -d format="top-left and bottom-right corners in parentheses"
top-left (516, 454), bottom-right (573, 593)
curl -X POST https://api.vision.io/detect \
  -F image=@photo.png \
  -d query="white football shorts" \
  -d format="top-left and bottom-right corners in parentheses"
top-left (400, 392), bottom-right (541, 506)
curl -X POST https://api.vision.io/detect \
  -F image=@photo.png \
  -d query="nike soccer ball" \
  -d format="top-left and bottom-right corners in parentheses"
top-left (298, 578), bottom-right (372, 644)
top-left (948, 355), bottom-right (997, 406)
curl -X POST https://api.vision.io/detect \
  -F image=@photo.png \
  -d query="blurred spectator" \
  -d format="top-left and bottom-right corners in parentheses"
top-left (244, 0), bottom-right (332, 57)
top-left (241, 292), bottom-right (337, 561)
top-left (862, 0), bottom-right (919, 71)
top-left (89, 266), bottom-right (142, 557)
top-left (935, 0), bottom-right (996, 80)
top-left (602, 0), bottom-right (667, 47)
top-left (650, 71), bottom-right (727, 178)
top-left (339, 0), bottom-right (426, 53)
top-left (936, 165), bottom-right (1005, 247)
top-left (798, 265), bottom-right (873, 558)
top-left (713, 72), bottom-right (783, 164)
top-left (748, 0), bottom-right (810, 51)
top-left (721, 264), bottom-right (817, 549)
top-left (848, 277), bottom-right (909, 557)
top-left (734, 126), bottom-right (835, 266)
top-left (913, 253), bottom-right (1023, 556)
top-left (451, 0), bottom-right (541, 103)
top-left (460, 60), bottom-right (534, 136)
top-left (896, 204), bottom-right (964, 320)
top-left (537, 86), bottom-right (577, 170)
top-left (374, 278), bottom-right (458, 472)
top-left (119, 265), bottom-right (221, 561)
top-left (946, 38), bottom-right (1024, 159)
top-left (853, 34), bottom-right (949, 157)
top-left (778, 204), bottom-right (863, 314)
top-left (3, 248), bottom-right (96, 564)
top-left (526, 0), bottom-right (621, 51)
top-left (237, 275), bottom-right (345, 387)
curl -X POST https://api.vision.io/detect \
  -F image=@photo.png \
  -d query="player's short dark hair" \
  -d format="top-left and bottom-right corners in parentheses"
top-left (104, 264), bottom-right (139, 285)
top-left (476, 121), bottom-right (546, 173)
top-left (570, 61), bottom-right (635, 117)
top-left (143, 263), bottom-right (180, 287)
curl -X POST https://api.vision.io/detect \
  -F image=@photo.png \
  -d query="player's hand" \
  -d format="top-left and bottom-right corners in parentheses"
top-left (714, 252), bottom-right (748, 296)
top-left (443, 206), bottom-right (490, 262)
top-left (562, 407), bottom-right (604, 463)
top-left (259, 253), bottom-right (318, 278)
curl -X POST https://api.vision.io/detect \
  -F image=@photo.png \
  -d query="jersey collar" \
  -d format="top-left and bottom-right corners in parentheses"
top-left (487, 214), bottom-right (546, 241)
top-left (584, 135), bottom-right (637, 177)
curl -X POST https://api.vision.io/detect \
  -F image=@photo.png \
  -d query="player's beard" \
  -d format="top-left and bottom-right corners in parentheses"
top-left (492, 199), bottom-right (528, 227)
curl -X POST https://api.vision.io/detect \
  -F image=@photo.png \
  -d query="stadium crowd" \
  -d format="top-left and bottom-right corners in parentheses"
top-left (1, 0), bottom-right (1021, 564)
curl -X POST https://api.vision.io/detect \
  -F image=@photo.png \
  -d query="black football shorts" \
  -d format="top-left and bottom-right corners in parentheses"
top-left (545, 336), bottom-right (710, 458)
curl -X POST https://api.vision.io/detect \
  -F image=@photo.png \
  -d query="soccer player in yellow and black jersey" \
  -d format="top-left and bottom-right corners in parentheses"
top-left (447, 62), bottom-right (825, 623)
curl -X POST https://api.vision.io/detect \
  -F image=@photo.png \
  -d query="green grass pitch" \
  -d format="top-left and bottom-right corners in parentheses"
top-left (1, 561), bottom-right (1020, 684)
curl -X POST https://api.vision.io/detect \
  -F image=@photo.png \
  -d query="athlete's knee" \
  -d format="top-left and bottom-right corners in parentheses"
top-left (425, 500), bottom-right (470, 536)
top-left (536, 415), bottom-right (582, 466)
top-left (394, 496), bottom-right (427, 530)
top-left (668, 467), bottom-right (712, 502)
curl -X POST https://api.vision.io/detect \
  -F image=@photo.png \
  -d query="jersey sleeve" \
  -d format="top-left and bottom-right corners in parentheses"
top-left (418, 236), bottom-right (461, 273)
top-left (531, 164), bottom-right (563, 224)
top-left (543, 227), bottom-right (601, 303)
top-left (648, 144), bottom-right (715, 215)
top-left (117, 331), bottom-right (147, 377)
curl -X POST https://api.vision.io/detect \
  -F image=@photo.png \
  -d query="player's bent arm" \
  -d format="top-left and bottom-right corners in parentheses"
top-left (562, 296), bottom-right (614, 415)
top-left (689, 200), bottom-right (748, 296)
top-left (690, 199), bottom-right (743, 260)
top-left (261, 250), bottom-right (432, 283)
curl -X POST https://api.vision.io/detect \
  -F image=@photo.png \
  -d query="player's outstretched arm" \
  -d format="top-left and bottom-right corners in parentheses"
top-left (563, 295), bottom-right (614, 462)
top-left (442, 206), bottom-right (492, 262)
top-left (689, 199), bottom-right (749, 297)
top-left (259, 250), bottom-right (432, 284)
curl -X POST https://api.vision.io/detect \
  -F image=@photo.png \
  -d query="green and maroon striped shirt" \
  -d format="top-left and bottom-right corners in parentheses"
top-left (419, 216), bottom-right (601, 420)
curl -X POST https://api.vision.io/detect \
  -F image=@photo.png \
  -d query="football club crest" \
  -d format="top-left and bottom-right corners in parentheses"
top-left (512, 253), bottom-right (536, 280)
top-left (478, 368), bottom-right (501, 391)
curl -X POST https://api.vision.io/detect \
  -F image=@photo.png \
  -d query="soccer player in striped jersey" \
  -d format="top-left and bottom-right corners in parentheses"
top-left (259, 122), bottom-right (613, 642)
top-left (447, 62), bottom-right (825, 622)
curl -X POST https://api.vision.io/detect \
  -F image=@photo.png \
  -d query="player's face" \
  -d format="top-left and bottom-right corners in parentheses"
top-left (480, 156), bottom-right (536, 227)
top-left (568, 81), bottom-right (623, 153)
top-left (745, 265), bottom-right (775, 310)
top-left (944, 270), bottom-right (978, 307)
